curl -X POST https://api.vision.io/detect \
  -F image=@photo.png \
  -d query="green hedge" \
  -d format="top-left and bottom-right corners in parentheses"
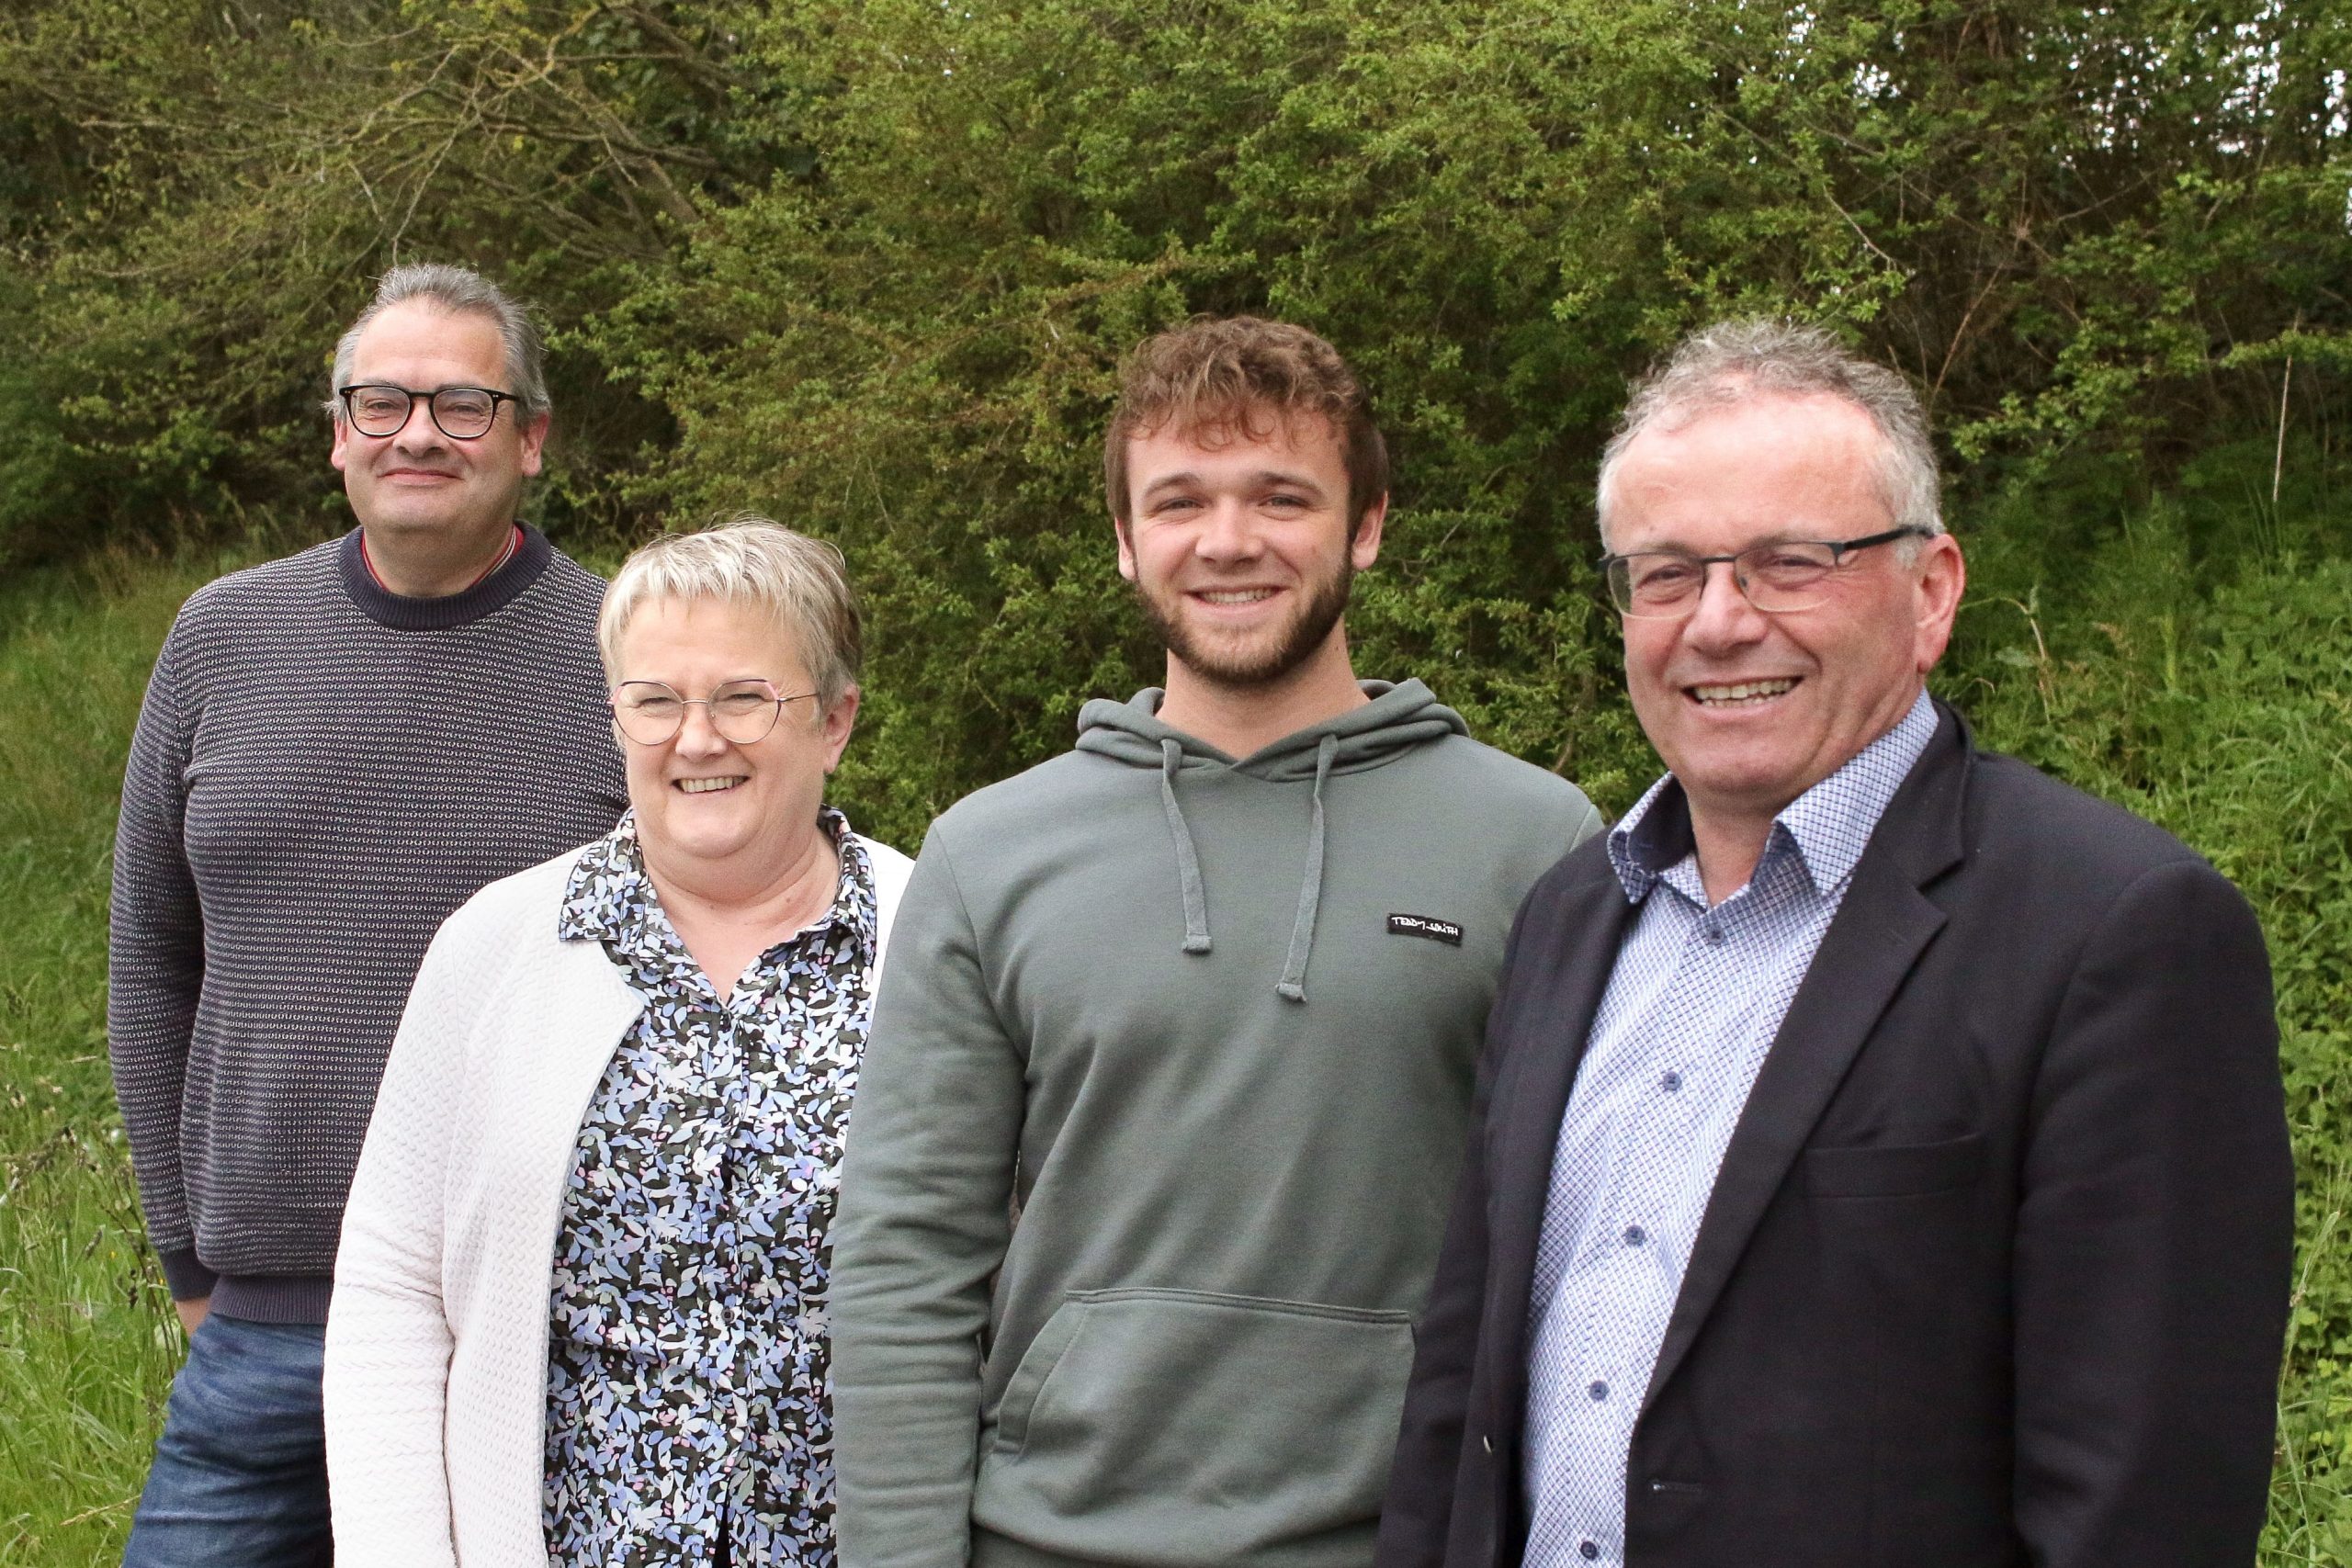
top-left (2, 0), bottom-right (2349, 1559)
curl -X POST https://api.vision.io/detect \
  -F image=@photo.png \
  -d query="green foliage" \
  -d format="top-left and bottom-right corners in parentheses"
top-left (583, 0), bottom-right (2349, 832)
top-left (2, 0), bottom-right (2344, 807)
top-left (3, 0), bottom-right (2352, 1560)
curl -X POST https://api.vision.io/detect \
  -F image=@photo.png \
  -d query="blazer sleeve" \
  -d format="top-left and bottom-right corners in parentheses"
top-left (1377, 891), bottom-right (1535, 1568)
top-left (322, 908), bottom-right (481, 1568)
top-left (831, 827), bottom-right (1027, 1568)
top-left (2010, 856), bottom-right (2293, 1565)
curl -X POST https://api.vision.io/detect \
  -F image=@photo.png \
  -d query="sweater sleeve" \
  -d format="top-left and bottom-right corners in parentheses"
top-left (322, 908), bottom-right (475, 1568)
top-left (831, 828), bottom-right (1026, 1568)
top-left (106, 618), bottom-right (214, 1299)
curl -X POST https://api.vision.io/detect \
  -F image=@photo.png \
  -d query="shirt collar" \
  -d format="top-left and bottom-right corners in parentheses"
top-left (559, 805), bottom-right (876, 960)
top-left (1608, 689), bottom-right (1940, 905)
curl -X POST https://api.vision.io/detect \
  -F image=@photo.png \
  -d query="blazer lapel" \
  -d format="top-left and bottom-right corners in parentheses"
top-left (1639, 712), bottom-right (1972, 1414)
top-left (1487, 852), bottom-right (1640, 1422)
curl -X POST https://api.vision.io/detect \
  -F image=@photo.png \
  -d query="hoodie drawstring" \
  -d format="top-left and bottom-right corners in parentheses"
top-left (1274, 734), bottom-right (1338, 1003)
top-left (1160, 739), bottom-right (1213, 953)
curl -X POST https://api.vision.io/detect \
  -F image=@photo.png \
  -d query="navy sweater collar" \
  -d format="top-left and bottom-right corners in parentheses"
top-left (337, 524), bottom-right (554, 630)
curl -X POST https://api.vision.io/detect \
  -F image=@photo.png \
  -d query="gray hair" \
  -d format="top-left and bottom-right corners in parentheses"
top-left (1595, 319), bottom-right (1942, 549)
top-left (599, 517), bottom-right (865, 712)
top-left (323, 264), bottom-right (551, 425)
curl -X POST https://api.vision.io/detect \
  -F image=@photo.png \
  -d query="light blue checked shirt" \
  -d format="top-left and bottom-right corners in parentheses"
top-left (1521, 691), bottom-right (1939, 1568)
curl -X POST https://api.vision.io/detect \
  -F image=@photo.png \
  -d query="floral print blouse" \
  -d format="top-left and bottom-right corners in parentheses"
top-left (543, 807), bottom-right (877, 1567)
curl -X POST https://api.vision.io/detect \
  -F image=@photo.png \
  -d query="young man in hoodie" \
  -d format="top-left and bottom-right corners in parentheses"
top-left (831, 317), bottom-right (1603, 1568)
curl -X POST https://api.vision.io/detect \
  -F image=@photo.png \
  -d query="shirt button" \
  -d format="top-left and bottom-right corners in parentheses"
top-left (1623, 1225), bottom-right (1646, 1247)
top-left (1588, 1380), bottom-right (1609, 1401)
top-left (1660, 1071), bottom-right (1683, 1093)
top-left (1702, 925), bottom-right (1726, 945)
top-left (1580, 1543), bottom-right (1600, 1562)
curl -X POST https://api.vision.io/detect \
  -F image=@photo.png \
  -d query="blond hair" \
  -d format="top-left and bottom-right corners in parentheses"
top-left (599, 517), bottom-right (863, 709)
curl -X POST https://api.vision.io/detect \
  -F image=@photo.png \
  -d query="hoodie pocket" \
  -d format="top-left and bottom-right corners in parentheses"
top-left (977, 1287), bottom-right (1415, 1562)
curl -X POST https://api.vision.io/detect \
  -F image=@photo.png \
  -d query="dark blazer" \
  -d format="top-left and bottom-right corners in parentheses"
top-left (1376, 705), bottom-right (2293, 1568)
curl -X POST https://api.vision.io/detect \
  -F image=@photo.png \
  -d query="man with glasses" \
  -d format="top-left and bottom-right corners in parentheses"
top-left (1377, 320), bottom-right (2291, 1568)
top-left (108, 262), bottom-right (626, 1564)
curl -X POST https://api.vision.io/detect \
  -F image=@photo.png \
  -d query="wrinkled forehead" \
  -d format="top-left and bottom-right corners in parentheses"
top-left (1606, 393), bottom-right (1891, 547)
top-left (347, 300), bottom-right (508, 379)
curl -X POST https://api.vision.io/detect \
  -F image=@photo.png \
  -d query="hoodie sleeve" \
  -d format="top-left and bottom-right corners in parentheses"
top-left (831, 825), bottom-right (1024, 1568)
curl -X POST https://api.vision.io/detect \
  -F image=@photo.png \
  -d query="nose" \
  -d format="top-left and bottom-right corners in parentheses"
top-left (1193, 497), bottom-right (1262, 564)
top-left (385, 400), bottom-right (447, 451)
top-left (1680, 558), bottom-right (1770, 654)
top-left (673, 700), bottom-right (729, 757)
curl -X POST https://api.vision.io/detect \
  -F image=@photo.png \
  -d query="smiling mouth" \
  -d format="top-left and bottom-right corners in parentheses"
top-left (1688, 678), bottom-right (1798, 706)
top-left (1195, 588), bottom-right (1280, 605)
top-left (676, 776), bottom-right (747, 795)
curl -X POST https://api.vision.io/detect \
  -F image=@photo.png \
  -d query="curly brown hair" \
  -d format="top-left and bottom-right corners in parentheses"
top-left (1103, 316), bottom-right (1387, 534)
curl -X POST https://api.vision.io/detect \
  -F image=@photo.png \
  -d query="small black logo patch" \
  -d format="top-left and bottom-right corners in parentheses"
top-left (1388, 913), bottom-right (1464, 946)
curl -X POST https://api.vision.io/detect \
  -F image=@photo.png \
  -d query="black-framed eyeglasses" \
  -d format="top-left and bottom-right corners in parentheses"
top-left (337, 383), bottom-right (522, 441)
top-left (609, 680), bottom-right (819, 746)
top-left (1600, 526), bottom-right (1933, 618)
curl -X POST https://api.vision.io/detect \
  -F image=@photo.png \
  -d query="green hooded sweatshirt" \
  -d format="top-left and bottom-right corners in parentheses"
top-left (833, 680), bottom-right (1603, 1568)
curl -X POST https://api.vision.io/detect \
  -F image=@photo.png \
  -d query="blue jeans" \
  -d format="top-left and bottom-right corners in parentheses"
top-left (122, 1314), bottom-right (332, 1567)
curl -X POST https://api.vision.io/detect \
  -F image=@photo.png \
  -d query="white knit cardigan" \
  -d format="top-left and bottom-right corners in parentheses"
top-left (322, 834), bottom-right (914, 1568)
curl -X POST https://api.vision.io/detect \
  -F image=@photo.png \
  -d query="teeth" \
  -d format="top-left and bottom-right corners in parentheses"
top-left (1691, 679), bottom-right (1796, 705)
top-left (677, 776), bottom-right (745, 794)
top-left (1200, 589), bottom-right (1276, 604)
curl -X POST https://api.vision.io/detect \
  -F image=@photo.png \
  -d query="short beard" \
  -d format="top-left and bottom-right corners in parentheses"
top-left (1134, 558), bottom-right (1356, 691)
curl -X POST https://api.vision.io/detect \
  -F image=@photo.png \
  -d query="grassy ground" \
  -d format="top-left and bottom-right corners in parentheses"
top-left (0, 550), bottom-right (234, 1563)
top-left (3, 525), bottom-right (2351, 1562)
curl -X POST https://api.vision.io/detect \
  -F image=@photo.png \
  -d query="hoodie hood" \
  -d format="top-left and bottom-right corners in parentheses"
top-left (1072, 678), bottom-right (1468, 777)
top-left (1071, 680), bottom-right (1471, 1001)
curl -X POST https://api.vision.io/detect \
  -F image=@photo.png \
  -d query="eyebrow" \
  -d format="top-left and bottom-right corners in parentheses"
top-left (1617, 528), bottom-right (1820, 554)
top-left (1139, 468), bottom-right (1331, 503)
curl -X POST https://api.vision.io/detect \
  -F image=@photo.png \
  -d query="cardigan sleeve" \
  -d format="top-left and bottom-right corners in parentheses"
top-left (322, 903), bottom-right (482, 1568)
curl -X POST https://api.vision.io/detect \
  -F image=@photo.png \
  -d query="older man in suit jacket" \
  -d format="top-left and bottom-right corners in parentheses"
top-left (1376, 320), bottom-right (2293, 1568)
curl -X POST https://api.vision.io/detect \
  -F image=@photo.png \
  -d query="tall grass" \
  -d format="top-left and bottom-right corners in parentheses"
top-left (0, 550), bottom-right (241, 1563)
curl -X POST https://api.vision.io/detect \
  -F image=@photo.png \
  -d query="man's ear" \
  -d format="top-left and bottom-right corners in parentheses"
top-left (518, 412), bottom-right (551, 479)
top-left (1349, 492), bottom-right (1388, 571)
top-left (1114, 515), bottom-right (1138, 582)
top-left (1912, 532), bottom-right (1967, 672)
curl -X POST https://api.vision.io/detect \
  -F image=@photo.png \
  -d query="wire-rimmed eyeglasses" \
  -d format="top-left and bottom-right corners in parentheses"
top-left (609, 680), bottom-right (819, 746)
top-left (1600, 526), bottom-right (1932, 618)
top-left (337, 384), bottom-right (523, 441)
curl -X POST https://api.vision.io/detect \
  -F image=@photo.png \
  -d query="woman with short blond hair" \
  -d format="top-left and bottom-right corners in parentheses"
top-left (324, 518), bottom-right (912, 1568)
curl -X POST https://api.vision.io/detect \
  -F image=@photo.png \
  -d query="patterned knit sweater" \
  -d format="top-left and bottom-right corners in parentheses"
top-left (107, 525), bottom-right (629, 1324)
